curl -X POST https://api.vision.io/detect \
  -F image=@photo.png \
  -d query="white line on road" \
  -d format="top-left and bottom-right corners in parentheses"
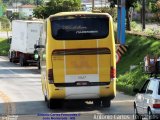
top-left (0, 57), bottom-right (40, 78)
top-left (112, 100), bottom-right (134, 103)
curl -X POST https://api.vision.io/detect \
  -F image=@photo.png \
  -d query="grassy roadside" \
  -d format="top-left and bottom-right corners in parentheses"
top-left (0, 38), bottom-right (10, 56)
top-left (117, 34), bottom-right (160, 95)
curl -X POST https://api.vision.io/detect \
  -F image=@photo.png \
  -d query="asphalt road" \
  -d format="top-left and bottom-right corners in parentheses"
top-left (0, 56), bottom-right (135, 120)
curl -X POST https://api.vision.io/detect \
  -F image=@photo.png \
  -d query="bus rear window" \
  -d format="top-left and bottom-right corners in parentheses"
top-left (51, 15), bottom-right (109, 40)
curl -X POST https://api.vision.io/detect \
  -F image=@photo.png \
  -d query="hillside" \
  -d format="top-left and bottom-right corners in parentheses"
top-left (117, 34), bottom-right (160, 95)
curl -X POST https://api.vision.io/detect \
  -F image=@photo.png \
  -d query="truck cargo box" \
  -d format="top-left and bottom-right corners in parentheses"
top-left (10, 20), bottom-right (43, 54)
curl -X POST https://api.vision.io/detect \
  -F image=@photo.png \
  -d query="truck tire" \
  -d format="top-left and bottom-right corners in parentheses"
top-left (38, 60), bottom-right (41, 70)
top-left (20, 54), bottom-right (27, 66)
top-left (10, 51), bottom-right (15, 63)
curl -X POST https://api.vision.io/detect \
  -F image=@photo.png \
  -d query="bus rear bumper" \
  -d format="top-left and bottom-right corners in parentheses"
top-left (48, 83), bottom-right (116, 100)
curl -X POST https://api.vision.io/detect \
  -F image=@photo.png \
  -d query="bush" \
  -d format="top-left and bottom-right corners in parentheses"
top-left (0, 17), bottom-right (10, 31)
top-left (0, 38), bottom-right (10, 56)
top-left (117, 34), bottom-right (160, 95)
top-left (33, 0), bottom-right (81, 19)
top-left (96, 7), bottom-right (117, 21)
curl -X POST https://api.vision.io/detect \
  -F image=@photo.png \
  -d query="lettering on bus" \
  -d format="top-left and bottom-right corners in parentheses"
top-left (62, 25), bottom-right (87, 30)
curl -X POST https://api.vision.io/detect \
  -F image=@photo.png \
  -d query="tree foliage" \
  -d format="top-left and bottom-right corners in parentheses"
top-left (33, 0), bottom-right (81, 19)
top-left (0, 16), bottom-right (10, 30)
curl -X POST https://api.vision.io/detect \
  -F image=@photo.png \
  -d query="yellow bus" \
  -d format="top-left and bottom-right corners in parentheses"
top-left (39, 12), bottom-right (116, 109)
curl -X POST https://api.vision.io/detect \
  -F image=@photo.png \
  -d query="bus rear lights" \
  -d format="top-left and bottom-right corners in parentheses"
top-left (48, 69), bottom-right (54, 84)
top-left (110, 67), bottom-right (116, 79)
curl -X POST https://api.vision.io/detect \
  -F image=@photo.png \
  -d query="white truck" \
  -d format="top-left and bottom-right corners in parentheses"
top-left (9, 20), bottom-right (43, 67)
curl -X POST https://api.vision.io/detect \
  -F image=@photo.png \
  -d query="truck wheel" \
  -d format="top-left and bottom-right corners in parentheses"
top-left (20, 54), bottom-right (27, 66)
top-left (20, 57), bottom-right (24, 66)
top-left (102, 99), bottom-right (111, 108)
top-left (9, 52), bottom-right (12, 62)
top-left (148, 108), bottom-right (153, 120)
top-left (10, 52), bottom-right (15, 63)
top-left (38, 60), bottom-right (41, 70)
top-left (134, 103), bottom-right (142, 120)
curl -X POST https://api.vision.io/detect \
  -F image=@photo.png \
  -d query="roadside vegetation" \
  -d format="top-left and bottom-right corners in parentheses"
top-left (0, 17), bottom-right (11, 31)
top-left (33, 0), bottom-right (81, 19)
top-left (130, 21), bottom-right (160, 38)
top-left (0, 38), bottom-right (10, 56)
top-left (117, 34), bottom-right (160, 95)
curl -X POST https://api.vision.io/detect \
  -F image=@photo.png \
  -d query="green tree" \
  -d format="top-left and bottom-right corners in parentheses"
top-left (0, 16), bottom-right (10, 30)
top-left (0, 0), bottom-right (7, 16)
top-left (147, 0), bottom-right (159, 13)
top-left (125, 0), bottom-right (137, 31)
top-left (33, 0), bottom-right (81, 19)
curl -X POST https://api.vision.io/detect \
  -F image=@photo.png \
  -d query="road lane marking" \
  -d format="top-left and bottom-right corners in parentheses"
top-left (0, 67), bottom-right (38, 70)
top-left (0, 90), bottom-right (16, 115)
top-left (0, 76), bottom-right (40, 78)
top-left (112, 100), bottom-right (134, 103)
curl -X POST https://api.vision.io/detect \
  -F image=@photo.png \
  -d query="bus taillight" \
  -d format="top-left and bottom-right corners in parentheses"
top-left (110, 67), bottom-right (116, 79)
top-left (48, 69), bottom-right (54, 84)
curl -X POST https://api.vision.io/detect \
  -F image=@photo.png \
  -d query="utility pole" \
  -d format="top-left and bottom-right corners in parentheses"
top-left (117, 0), bottom-right (126, 45)
top-left (92, 0), bottom-right (94, 12)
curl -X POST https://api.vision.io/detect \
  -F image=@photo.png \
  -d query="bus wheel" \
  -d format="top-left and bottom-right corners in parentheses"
top-left (93, 100), bottom-right (101, 107)
top-left (44, 96), bottom-right (47, 102)
top-left (102, 100), bottom-right (111, 108)
top-left (20, 56), bottom-right (24, 66)
top-left (47, 99), bottom-right (63, 109)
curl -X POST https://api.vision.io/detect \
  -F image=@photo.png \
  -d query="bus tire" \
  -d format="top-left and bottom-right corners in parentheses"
top-left (93, 99), bottom-right (101, 107)
top-left (44, 96), bottom-right (47, 102)
top-left (102, 99), bottom-right (111, 108)
top-left (47, 99), bottom-right (63, 109)
top-left (38, 60), bottom-right (41, 70)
